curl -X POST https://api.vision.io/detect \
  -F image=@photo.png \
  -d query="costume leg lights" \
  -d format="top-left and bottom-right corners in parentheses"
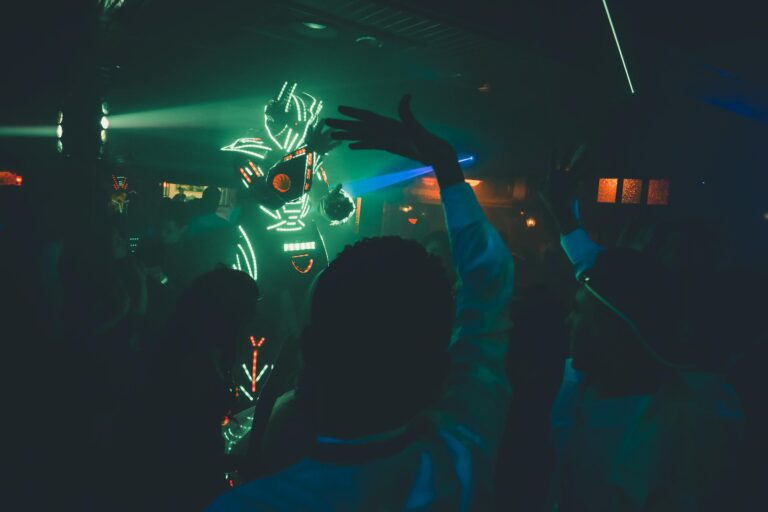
top-left (219, 83), bottom-right (354, 449)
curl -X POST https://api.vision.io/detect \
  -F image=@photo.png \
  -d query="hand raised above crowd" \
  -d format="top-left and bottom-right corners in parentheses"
top-left (327, 94), bottom-right (464, 189)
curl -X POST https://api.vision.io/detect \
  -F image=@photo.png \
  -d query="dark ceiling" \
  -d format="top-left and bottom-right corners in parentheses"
top-left (2, 0), bottom-right (767, 202)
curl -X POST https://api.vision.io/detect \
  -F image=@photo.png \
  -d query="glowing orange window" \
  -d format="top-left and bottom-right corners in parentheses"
top-left (597, 178), bottom-right (618, 203)
top-left (647, 179), bottom-right (670, 205)
top-left (621, 179), bottom-right (642, 204)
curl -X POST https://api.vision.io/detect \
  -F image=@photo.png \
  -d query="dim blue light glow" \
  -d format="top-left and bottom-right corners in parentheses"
top-left (344, 156), bottom-right (475, 196)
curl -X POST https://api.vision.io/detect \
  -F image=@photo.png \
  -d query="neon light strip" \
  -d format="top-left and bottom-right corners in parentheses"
top-left (235, 253), bottom-right (242, 271)
top-left (276, 81), bottom-right (288, 102)
top-left (255, 364), bottom-right (269, 382)
top-left (237, 244), bottom-right (252, 278)
top-left (239, 385), bottom-right (254, 401)
top-left (265, 106), bottom-right (284, 150)
top-left (238, 225), bottom-right (257, 280)
top-left (242, 363), bottom-right (252, 381)
top-left (267, 220), bottom-right (288, 230)
top-left (601, 0), bottom-right (635, 94)
top-left (283, 242), bottom-right (316, 252)
top-left (252, 350), bottom-right (258, 393)
top-left (259, 205), bottom-right (280, 219)
top-left (283, 128), bottom-right (294, 151)
top-left (276, 226), bottom-right (302, 232)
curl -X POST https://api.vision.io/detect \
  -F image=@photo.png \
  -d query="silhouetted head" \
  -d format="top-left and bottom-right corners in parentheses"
top-left (171, 268), bottom-right (260, 379)
top-left (567, 249), bottom-right (686, 396)
top-left (201, 186), bottom-right (221, 214)
top-left (302, 236), bottom-right (454, 438)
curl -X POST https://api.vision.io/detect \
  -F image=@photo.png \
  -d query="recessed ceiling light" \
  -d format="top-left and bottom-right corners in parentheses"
top-left (355, 36), bottom-right (383, 48)
top-left (303, 22), bottom-right (327, 30)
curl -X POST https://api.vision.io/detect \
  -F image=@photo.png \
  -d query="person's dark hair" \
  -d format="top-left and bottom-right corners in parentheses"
top-left (170, 267), bottom-right (259, 354)
top-left (201, 186), bottom-right (222, 214)
top-left (301, 236), bottom-right (454, 437)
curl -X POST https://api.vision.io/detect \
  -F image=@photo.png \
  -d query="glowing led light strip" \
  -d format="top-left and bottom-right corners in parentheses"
top-left (237, 244), bottom-right (252, 278)
top-left (239, 385), bottom-right (254, 401)
top-left (255, 364), bottom-right (269, 382)
top-left (251, 349), bottom-right (258, 392)
top-left (283, 242), bottom-right (316, 252)
top-left (259, 205), bottom-right (281, 220)
top-left (235, 253), bottom-right (242, 271)
top-left (276, 225), bottom-right (302, 232)
top-left (267, 220), bottom-right (288, 230)
top-left (242, 363), bottom-right (252, 381)
top-left (283, 128), bottom-right (295, 151)
top-left (276, 81), bottom-right (288, 102)
top-left (266, 106), bottom-right (284, 150)
top-left (601, 0), bottom-right (635, 94)
top-left (238, 225), bottom-right (257, 280)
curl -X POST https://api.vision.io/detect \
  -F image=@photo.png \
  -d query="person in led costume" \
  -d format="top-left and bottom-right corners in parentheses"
top-left (220, 82), bottom-right (354, 411)
top-left (222, 81), bottom-right (354, 294)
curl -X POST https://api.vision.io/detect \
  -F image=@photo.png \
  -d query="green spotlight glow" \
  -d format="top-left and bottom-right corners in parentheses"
top-left (0, 126), bottom-right (57, 137)
top-left (601, 0), bottom-right (635, 94)
top-left (107, 99), bottom-right (262, 129)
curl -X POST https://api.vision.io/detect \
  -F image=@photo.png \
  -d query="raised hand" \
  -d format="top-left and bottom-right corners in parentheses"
top-left (539, 145), bottom-right (586, 234)
top-left (326, 95), bottom-right (456, 166)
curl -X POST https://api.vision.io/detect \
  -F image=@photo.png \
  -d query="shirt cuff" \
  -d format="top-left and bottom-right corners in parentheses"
top-left (560, 228), bottom-right (603, 278)
top-left (441, 182), bottom-right (485, 231)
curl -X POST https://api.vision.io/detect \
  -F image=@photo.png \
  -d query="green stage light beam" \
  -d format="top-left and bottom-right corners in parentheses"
top-left (0, 126), bottom-right (57, 137)
top-left (602, 0), bottom-right (635, 94)
top-left (108, 99), bottom-right (266, 130)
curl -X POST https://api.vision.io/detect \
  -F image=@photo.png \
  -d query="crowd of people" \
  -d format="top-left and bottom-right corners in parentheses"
top-left (1, 94), bottom-right (765, 511)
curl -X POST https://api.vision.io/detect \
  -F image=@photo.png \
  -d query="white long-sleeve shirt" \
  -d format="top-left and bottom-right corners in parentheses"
top-left (206, 182), bottom-right (515, 511)
top-left (554, 227), bottom-right (744, 511)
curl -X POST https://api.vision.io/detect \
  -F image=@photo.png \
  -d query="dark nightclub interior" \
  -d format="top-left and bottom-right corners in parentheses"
top-left (2, 1), bottom-right (767, 510)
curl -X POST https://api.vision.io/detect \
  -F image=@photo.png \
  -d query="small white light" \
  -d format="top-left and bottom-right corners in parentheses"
top-left (56, 124), bottom-right (63, 138)
top-left (100, 116), bottom-right (109, 130)
top-left (100, 129), bottom-right (107, 143)
top-left (303, 22), bottom-right (327, 30)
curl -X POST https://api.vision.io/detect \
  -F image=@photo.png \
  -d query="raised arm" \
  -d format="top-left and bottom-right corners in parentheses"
top-left (539, 146), bottom-right (603, 278)
top-left (327, 94), bottom-right (515, 447)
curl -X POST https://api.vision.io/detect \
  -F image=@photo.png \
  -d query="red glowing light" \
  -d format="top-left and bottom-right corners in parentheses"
top-left (239, 168), bottom-right (252, 183)
top-left (407, 217), bottom-right (418, 225)
top-left (222, 416), bottom-right (230, 426)
top-left (291, 255), bottom-right (314, 274)
top-left (252, 350), bottom-right (258, 393)
top-left (228, 479), bottom-right (234, 488)
top-left (273, 173), bottom-right (292, 193)
top-left (15, 175), bottom-right (22, 185)
top-left (248, 161), bottom-right (263, 177)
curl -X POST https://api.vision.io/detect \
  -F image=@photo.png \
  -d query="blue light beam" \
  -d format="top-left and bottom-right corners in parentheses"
top-left (344, 156), bottom-right (474, 196)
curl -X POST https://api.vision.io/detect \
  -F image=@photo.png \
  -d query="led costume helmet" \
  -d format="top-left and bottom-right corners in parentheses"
top-left (264, 81), bottom-right (324, 153)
